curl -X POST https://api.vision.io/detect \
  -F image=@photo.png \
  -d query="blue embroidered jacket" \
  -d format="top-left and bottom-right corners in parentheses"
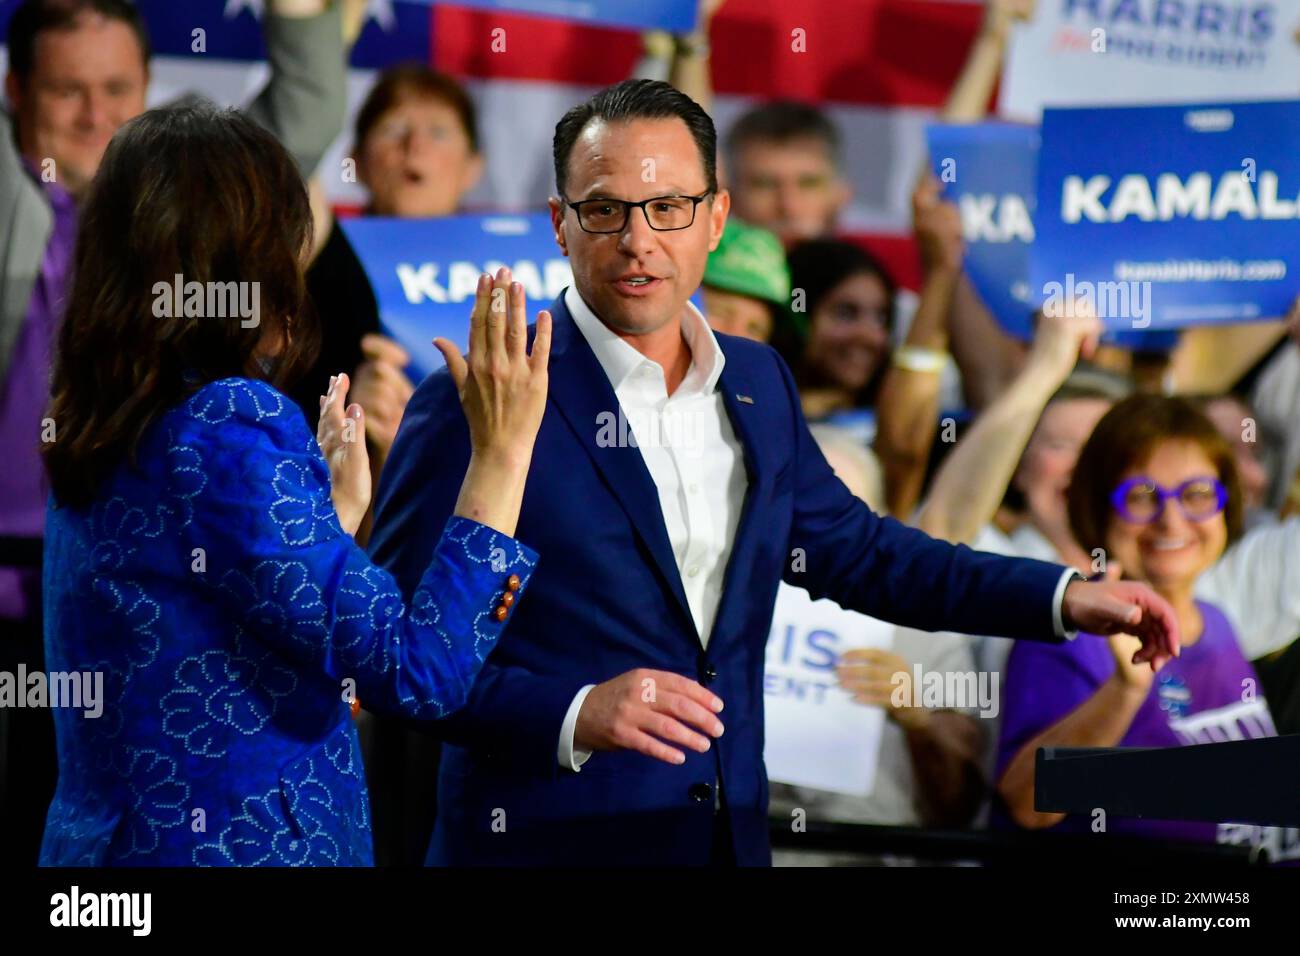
top-left (39, 378), bottom-right (537, 866)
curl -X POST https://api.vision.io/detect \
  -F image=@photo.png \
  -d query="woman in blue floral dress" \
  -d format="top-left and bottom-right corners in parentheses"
top-left (37, 105), bottom-right (552, 866)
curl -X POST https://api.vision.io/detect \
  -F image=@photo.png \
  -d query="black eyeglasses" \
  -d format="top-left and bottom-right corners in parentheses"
top-left (561, 193), bottom-right (713, 233)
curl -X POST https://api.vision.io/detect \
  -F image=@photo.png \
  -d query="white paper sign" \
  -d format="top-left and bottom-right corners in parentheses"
top-left (762, 584), bottom-right (896, 796)
top-left (999, 1), bottom-right (1300, 122)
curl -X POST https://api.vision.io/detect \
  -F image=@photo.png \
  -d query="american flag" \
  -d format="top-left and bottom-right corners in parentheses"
top-left (1, 0), bottom-right (992, 292)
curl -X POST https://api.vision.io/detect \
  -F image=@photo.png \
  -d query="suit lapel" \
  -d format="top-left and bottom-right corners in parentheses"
top-left (718, 357), bottom-right (769, 492)
top-left (543, 296), bottom-right (696, 634)
top-left (713, 346), bottom-right (774, 632)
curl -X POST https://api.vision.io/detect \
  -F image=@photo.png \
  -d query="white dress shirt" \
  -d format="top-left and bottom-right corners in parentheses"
top-left (556, 288), bottom-right (1077, 771)
top-left (558, 286), bottom-right (747, 770)
top-left (1196, 516), bottom-right (1300, 660)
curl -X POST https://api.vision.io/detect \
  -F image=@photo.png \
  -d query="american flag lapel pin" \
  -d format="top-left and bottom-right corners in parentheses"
top-left (735, 394), bottom-right (755, 405)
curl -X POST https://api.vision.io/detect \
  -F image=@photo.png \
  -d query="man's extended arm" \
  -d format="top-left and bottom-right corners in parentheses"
top-left (775, 346), bottom-right (1178, 663)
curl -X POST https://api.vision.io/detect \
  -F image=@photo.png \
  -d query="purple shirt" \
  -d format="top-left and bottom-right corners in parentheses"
top-left (0, 161), bottom-right (77, 620)
top-left (995, 601), bottom-right (1279, 847)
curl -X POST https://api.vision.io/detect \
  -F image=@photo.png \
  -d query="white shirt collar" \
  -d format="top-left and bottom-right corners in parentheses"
top-left (564, 285), bottom-right (726, 397)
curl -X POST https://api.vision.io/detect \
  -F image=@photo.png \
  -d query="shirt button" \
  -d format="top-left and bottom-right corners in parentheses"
top-left (687, 565), bottom-right (700, 578)
top-left (688, 483), bottom-right (699, 494)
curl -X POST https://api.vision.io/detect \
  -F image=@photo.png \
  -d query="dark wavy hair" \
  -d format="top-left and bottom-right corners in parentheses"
top-left (44, 104), bottom-right (318, 508)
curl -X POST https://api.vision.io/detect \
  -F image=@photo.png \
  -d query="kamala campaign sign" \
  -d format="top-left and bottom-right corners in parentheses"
top-left (1000, 1), bottom-right (1300, 121)
top-left (410, 0), bottom-right (698, 33)
top-left (1032, 100), bottom-right (1300, 330)
top-left (339, 213), bottom-right (572, 382)
top-left (928, 120), bottom-right (1180, 348)
top-left (763, 584), bottom-right (894, 796)
top-left (927, 123), bottom-right (1040, 341)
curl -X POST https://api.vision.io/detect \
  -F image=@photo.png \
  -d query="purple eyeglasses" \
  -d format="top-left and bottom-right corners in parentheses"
top-left (1109, 476), bottom-right (1228, 524)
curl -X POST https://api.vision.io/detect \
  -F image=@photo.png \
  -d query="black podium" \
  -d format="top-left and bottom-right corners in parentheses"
top-left (1036, 734), bottom-right (1300, 828)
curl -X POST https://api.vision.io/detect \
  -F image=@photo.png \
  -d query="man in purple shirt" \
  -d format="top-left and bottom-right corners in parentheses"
top-left (0, 0), bottom-right (348, 865)
top-left (0, 165), bottom-right (75, 620)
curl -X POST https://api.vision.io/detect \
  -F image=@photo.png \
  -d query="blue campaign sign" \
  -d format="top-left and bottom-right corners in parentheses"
top-left (416, 0), bottom-right (698, 33)
top-left (339, 213), bottom-right (572, 382)
top-left (1033, 100), bottom-right (1300, 331)
top-left (927, 122), bottom-right (1040, 342)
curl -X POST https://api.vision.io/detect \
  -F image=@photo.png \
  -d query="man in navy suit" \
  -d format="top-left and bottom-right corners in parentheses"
top-left (368, 79), bottom-right (1179, 866)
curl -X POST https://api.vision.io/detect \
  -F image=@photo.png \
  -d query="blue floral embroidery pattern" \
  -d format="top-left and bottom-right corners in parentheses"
top-left (83, 659), bottom-right (128, 763)
top-left (159, 439), bottom-right (208, 530)
top-left (189, 377), bottom-right (286, 425)
top-left (270, 458), bottom-right (341, 547)
top-left (218, 560), bottom-right (329, 664)
top-left (192, 735), bottom-right (368, 867)
top-left (91, 579), bottom-right (160, 673)
top-left (336, 566), bottom-right (404, 675)
top-left (114, 748), bottom-right (191, 860)
top-left (161, 632), bottom-right (299, 757)
top-left (41, 377), bottom-right (537, 866)
top-left (192, 784), bottom-right (334, 866)
top-left (89, 497), bottom-right (162, 573)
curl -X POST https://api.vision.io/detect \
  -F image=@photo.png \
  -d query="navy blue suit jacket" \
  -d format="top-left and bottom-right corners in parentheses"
top-left (368, 292), bottom-right (1068, 866)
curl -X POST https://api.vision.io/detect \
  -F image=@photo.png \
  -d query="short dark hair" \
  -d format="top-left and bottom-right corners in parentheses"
top-left (552, 78), bottom-right (717, 198)
top-left (353, 63), bottom-right (479, 153)
top-left (5, 0), bottom-right (151, 86)
top-left (725, 100), bottom-right (841, 167)
top-left (44, 104), bottom-right (318, 507)
top-left (1067, 394), bottom-right (1243, 561)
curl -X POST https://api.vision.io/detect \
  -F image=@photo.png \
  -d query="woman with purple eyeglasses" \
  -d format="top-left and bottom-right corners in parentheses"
top-left (993, 394), bottom-right (1298, 861)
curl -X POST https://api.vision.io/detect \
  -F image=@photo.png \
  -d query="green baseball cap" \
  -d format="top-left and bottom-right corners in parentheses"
top-left (703, 219), bottom-right (790, 307)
